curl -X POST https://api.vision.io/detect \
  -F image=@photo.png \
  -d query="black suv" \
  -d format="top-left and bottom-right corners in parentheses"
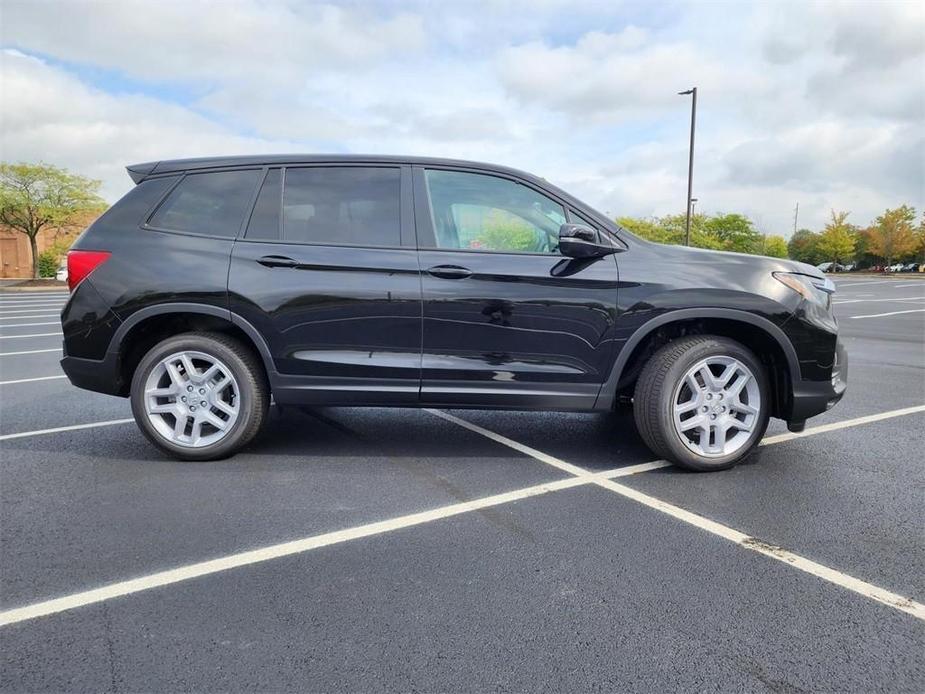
top-left (60, 155), bottom-right (846, 470)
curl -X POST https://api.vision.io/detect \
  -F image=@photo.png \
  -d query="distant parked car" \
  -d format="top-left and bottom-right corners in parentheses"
top-left (887, 263), bottom-right (904, 272)
top-left (55, 264), bottom-right (68, 282)
top-left (842, 263), bottom-right (855, 272)
top-left (816, 262), bottom-right (845, 273)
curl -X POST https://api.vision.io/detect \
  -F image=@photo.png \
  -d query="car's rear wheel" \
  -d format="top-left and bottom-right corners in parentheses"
top-left (130, 332), bottom-right (269, 461)
top-left (633, 335), bottom-right (770, 471)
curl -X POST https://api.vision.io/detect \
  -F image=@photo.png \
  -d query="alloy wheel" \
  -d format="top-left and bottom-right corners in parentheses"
top-left (143, 350), bottom-right (240, 448)
top-left (671, 355), bottom-right (761, 458)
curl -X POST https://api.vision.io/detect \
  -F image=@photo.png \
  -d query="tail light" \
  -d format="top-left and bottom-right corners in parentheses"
top-left (67, 250), bottom-right (110, 292)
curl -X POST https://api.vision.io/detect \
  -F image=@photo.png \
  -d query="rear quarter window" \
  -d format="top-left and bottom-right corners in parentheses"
top-left (149, 170), bottom-right (260, 237)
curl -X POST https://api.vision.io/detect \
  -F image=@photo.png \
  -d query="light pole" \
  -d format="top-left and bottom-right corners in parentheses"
top-left (678, 87), bottom-right (697, 246)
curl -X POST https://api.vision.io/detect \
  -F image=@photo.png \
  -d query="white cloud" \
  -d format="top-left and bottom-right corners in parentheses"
top-left (1, 0), bottom-right (922, 235)
top-left (0, 50), bottom-right (300, 201)
top-left (2, 1), bottom-right (426, 84)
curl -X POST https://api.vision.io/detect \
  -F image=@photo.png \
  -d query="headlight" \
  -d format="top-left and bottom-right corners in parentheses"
top-left (773, 272), bottom-right (835, 307)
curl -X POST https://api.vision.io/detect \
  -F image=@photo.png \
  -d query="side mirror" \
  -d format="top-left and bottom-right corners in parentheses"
top-left (558, 223), bottom-right (618, 258)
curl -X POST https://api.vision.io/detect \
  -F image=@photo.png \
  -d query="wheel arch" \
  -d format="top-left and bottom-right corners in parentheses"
top-left (109, 303), bottom-right (277, 396)
top-left (596, 308), bottom-right (799, 418)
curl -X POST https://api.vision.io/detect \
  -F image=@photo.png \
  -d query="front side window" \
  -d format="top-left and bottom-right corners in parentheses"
top-left (149, 169), bottom-right (260, 237)
top-left (424, 169), bottom-right (566, 253)
top-left (281, 167), bottom-right (400, 246)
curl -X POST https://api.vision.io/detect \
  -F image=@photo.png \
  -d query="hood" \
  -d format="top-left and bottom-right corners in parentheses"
top-left (646, 242), bottom-right (824, 280)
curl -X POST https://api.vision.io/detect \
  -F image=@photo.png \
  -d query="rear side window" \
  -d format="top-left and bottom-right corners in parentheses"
top-left (281, 167), bottom-right (400, 247)
top-left (149, 170), bottom-right (260, 237)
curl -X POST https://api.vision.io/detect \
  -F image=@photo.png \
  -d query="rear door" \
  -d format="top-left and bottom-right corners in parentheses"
top-left (414, 166), bottom-right (620, 409)
top-left (229, 164), bottom-right (421, 404)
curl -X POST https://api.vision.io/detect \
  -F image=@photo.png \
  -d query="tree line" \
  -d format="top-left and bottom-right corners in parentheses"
top-left (618, 207), bottom-right (925, 269)
top-left (617, 213), bottom-right (790, 258)
top-left (787, 206), bottom-right (924, 268)
top-left (2, 161), bottom-right (923, 278)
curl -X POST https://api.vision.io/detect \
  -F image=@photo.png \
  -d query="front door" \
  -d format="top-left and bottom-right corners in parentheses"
top-left (229, 165), bottom-right (421, 404)
top-left (414, 166), bottom-right (619, 409)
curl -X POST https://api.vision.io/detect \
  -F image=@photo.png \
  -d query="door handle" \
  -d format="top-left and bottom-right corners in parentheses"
top-left (257, 255), bottom-right (300, 269)
top-left (426, 265), bottom-right (472, 279)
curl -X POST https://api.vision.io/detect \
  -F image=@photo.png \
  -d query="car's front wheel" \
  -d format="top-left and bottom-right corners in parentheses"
top-left (130, 332), bottom-right (269, 461)
top-left (633, 335), bottom-right (770, 471)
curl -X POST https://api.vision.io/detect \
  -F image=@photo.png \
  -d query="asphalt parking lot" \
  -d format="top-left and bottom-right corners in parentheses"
top-left (1, 277), bottom-right (923, 692)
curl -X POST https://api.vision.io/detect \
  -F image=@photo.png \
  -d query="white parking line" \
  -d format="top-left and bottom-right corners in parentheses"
top-left (760, 405), bottom-right (925, 445)
top-left (849, 309), bottom-right (925, 319)
top-left (0, 348), bottom-right (61, 357)
top-left (0, 315), bottom-right (59, 321)
top-left (0, 418), bottom-right (134, 441)
top-left (0, 322), bottom-right (60, 328)
top-left (894, 283), bottom-right (925, 288)
top-left (0, 299), bottom-right (66, 304)
top-left (428, 408), bottom-right (925, 622)
top-left (0, 293), bottom-right (67, 298)
top-left (0, 460), bottom-right (667, 628)
top-left (593, 476), bottom-right (925, 620)
top-left (834, 280), bottom-right (903, 288)
top-left (0, 296), bottom-right (67, 300)
top-left (0, 405), bottom-right (921, 627)
top-left (834, 297), bottom-right (925, 304)
top-left (0, 470), bottom-right (614, 628)
top-left (0, 307), bottom-right (65, 315)
top-left (0, 332), bottom-right (63, 340)
top-left (0, 374), bottom-right (67, 386)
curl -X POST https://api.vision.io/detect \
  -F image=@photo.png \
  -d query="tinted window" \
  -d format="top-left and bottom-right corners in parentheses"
top-left (424, 169), bottom-right (566, 253)
top-left (282, 167), bottom-right (400, 246)
top-left (245, 169), bottom-right (281, 239)
top-left (150, 170), bottom-right (260, 237)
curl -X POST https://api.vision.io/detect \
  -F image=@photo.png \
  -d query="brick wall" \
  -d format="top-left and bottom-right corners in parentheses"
top-left (0, 212), bottom-right (100, 278)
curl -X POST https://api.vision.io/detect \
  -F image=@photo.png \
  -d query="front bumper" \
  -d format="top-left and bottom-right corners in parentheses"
top-left (787, 338), bottom-right (847, 424)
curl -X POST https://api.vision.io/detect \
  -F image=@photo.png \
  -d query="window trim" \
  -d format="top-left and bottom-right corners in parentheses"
top-left (143, 167), bottom-right (264, 240)
top-left (243, 166), bottom-right (281, 241)
top-left (239, 163), bottom-right (410, 250)
top-left (416, 165), bottom-right (571, 257)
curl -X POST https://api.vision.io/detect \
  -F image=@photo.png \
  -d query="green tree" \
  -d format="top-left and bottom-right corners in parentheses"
top-left (915, 214), bottom-right (925, 264)
top-left (473, 209), bottom-right (543, 252)
top-left (763, 235), bottom-right (788, 258)
top-left (853, 227), bottom-right (881, 268)
top-left (618, 214), bottom-right (724, 249)
top-left (816, 210), bottom-right (856, 270)
top-left (0, 163), bottom-right (107, 278)
top-left (37, 249), bottom-right (59, 278)
top-left (869, 205), bottom-right (917, 267)
top-left (704, 214), bottom-right (762, 254)
top-left (787, 229), bottom-right (823, 264)
top-left (616, 216), bottom-right (675, 244)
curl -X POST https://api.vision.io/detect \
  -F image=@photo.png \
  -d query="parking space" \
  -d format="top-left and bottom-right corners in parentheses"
top-left (1, 279), bottom-right (924, 691)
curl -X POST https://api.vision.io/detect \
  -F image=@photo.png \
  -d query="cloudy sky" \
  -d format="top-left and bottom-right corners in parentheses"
top-left (2, 0), bottom-right (922, 235)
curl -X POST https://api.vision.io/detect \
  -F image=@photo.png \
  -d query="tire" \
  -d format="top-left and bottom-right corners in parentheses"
top-left (633, 335), bottom-right (770, 471)
top-left (130, 332), bottom-right (269, 461)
